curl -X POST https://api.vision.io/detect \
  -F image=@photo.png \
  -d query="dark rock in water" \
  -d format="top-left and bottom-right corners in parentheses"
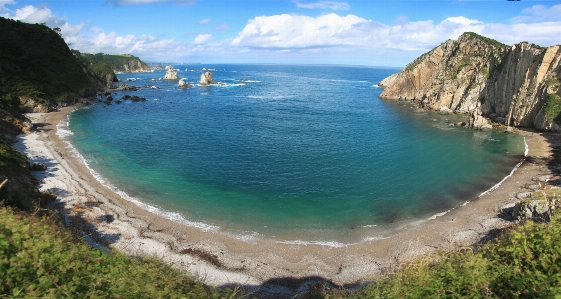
top-left (30, 163), bottom-right (47, 171)
top-left (115, 100), bottom-right (122, 104)
top-left (122, 95), bottom-right (131, 99)
top-left (130, 95), bottom-right (147, 102)
top-left (120, 83), bottom-right (139, 91)
top-left (456, 122), bottom-right (466, 127)
top-left (107, 95), bottom-right (113, 101)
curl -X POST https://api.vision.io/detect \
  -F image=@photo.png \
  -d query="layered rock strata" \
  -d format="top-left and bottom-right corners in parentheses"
top-left (379, 32), bottom-right (561, 131)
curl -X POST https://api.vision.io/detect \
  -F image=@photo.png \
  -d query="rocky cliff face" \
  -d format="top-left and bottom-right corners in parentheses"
top-left (114, 58), bottom-right (151, 73)
top-left (379, 32), bottom-right (561, 131)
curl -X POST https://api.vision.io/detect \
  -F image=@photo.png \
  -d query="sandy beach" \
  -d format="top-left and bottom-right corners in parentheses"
top-left (13, 104), bottom-right (560, 297)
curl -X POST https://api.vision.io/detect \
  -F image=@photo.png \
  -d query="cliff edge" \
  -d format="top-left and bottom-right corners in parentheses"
top-left (379, 32), bottom-right (561, 131)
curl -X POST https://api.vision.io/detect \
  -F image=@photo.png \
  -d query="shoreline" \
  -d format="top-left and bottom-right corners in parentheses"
top-left (14, 104), bottom-right (559, 297)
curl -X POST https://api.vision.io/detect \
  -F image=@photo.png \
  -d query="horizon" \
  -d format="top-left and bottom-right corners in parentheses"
top-left (2, 0), bottom-right (561, 67)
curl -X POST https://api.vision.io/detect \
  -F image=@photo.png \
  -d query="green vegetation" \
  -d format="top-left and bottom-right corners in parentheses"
top-left (0, 206), bottom-right (232, 298)
top-left (300, 190), bottom-right (561, 298)
top-left (405, 51), bottom-right (430, 72)
top-left (481, 66), bottom-right (489, 79)
top-left (0, 17), bottom-right (100, 107)
top-left (80, 53), bottom-right (150, 73)
top-left (547, 77), bottom-right (560, 92)
top-left (463, 32), bottom-right (508, 49)
top-left (73, 51), bottom-right (117, 82)
top-left (544, 93), bottom-right (561, 124)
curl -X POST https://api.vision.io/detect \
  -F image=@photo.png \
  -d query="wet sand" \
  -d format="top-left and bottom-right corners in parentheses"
top-left (13, 104), bottom-right (560, 297)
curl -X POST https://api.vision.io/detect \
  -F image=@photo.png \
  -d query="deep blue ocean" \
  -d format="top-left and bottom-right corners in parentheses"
top-left (64, 64), bottom-right (525, 244)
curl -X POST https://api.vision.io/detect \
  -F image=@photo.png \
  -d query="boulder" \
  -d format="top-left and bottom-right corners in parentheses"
top-left (163, 65), bottom-right (179, 80)
top-left (130, 95), bottom-right (147, 102)
top-left (178, 79), bottom-right (193, 88)
top-left (200, 72), bottom-right (216, 85)
top-left (513, 198), bottom-right (556, 221)
top-left (30, 163), bottom-right (47, 171)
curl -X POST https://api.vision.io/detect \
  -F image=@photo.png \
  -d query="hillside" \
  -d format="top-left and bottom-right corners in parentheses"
top-left (80, 53), bottom-right (151, 74)
top-left (0, 17), bottom-right (106, 113)
top-left (379, 32), bottom-right (561, 131)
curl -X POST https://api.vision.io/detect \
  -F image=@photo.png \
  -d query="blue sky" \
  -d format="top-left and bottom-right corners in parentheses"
top-left (2, 0), bottom-right (561, 66)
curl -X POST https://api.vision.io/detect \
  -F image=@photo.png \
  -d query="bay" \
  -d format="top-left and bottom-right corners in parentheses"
top-left (65, 64), bottom-right (524, 243)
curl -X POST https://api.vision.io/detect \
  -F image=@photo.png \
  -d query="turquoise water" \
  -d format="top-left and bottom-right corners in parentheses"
top-left (66, 65), bottom-right (524, 243)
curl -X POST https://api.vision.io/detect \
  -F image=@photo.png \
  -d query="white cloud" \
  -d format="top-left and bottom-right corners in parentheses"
top-left (231, 14), bottom-right (367, 49)
top-left (193, 33), bottom-right (212, 44)
top-left (511, 4), bottom-right (561, 23)
top-left (294, 0), bottom-right (350, 11)
top-left (213, 23), bottom-right (229, 31)
top-left (104, 0), bottom-right (195, 6)
top-left (199, 18), bottom-right (210, 25)
top-left (0, 0), bottom-right (15, 11)
top-left (231, 14), bottom-right (490, 51)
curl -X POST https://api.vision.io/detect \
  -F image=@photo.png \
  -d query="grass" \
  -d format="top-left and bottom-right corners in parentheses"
top-left (544, 93), bottom-right (561, 124)
top-left (0, 206), bottom-right (234, 298)
top-left (463, 32), bottom-right (508, 49)
top-left (301, 189), bottom-right (561, 298)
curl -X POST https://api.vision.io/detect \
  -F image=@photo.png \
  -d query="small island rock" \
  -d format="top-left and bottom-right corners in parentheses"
top-left (163, 65), bottom-right (179, 80)
top-left (178, 79), bottom-right (193, 88)
top-left (200, 72), bottom-right (216, 85)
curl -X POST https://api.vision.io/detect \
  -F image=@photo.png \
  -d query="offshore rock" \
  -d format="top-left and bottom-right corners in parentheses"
top-left (200, 71), bottom-right (216, 85)
top-left (178, 79), bottom-right (193, 88)
top-left (163, 65), bottom-right (179, 80)
top-left (379, 32), bottom-right (561, 131)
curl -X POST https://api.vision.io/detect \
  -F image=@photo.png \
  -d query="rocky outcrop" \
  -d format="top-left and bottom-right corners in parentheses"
top-left (200, 71), bottom-right (216, 85)
top-left (178, 79), bottom-right (192, 88)
top-left (513, 198), bottom-right (556, 222)
top-left (112, 56), bottom-right (152, 73)
top-left (379, 32), bottom-right (561, 131)
top-left (163, 66), bottom-right (179, 80)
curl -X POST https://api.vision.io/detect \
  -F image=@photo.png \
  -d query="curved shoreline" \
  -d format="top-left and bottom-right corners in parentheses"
top-left (14, 104), bottom-right (559, 297)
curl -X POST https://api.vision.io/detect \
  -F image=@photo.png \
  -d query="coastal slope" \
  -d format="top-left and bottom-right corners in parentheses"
top-left (379, 32), bottom-right (561, 131)
top-left (80, 53), bottom-right (152, 73)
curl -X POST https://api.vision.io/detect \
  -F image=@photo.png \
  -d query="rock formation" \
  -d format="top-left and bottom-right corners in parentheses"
top-left (200, 71), bottom-right (216, 85)
top-left (163, 66), bottom-right (179, 80)
top-left (178, 79), bottom-right (193, 88)
top-left (379, 32), bottom-right (561, 131)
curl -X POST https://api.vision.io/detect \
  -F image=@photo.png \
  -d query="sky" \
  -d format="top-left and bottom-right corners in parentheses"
top-left (1, 0), bottom-right (561, 66)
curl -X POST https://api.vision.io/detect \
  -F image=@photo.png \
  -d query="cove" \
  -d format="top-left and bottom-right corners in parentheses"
top-left (64, 64), bottom-right (525, 244)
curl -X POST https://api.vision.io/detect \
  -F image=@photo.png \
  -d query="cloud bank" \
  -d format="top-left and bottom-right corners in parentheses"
top-left (2, 2), bottom-right (561, 65)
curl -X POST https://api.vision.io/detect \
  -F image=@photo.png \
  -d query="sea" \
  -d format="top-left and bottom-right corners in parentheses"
top-left (60, 64), bottom-right (525, 245)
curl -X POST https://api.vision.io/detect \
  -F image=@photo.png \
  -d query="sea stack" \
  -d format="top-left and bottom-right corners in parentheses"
top-left (200, 71), bottom-right (216, 85)
top-left (178, 79), bottom-right (192, 88)
top-left (163, 65), bottom-right (179, 80)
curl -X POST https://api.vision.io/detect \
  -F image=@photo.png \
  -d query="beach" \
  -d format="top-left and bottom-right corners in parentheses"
top-left (13, 104), bottom-right (560, 297)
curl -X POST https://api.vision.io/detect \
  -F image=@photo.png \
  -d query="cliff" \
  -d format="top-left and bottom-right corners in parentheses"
top-left (80, 53), bottom-right (151, 75)
top-left (0, 17), bottom-right (105, 113)
top-left (379, 32), bottom-right (561, 131)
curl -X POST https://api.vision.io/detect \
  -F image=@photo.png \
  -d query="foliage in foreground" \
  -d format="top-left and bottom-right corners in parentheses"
top-left (0, 207), bottom-right (232, 298)
top-left (352, 201), bottom-right (561, 298)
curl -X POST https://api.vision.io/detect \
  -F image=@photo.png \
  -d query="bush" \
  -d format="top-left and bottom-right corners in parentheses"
top-left (0, 207), bottom-right (231, 298)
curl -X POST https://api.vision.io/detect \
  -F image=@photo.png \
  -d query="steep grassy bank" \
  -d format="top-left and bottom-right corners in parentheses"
top-left (0, 206), bottom-right (231, 298)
